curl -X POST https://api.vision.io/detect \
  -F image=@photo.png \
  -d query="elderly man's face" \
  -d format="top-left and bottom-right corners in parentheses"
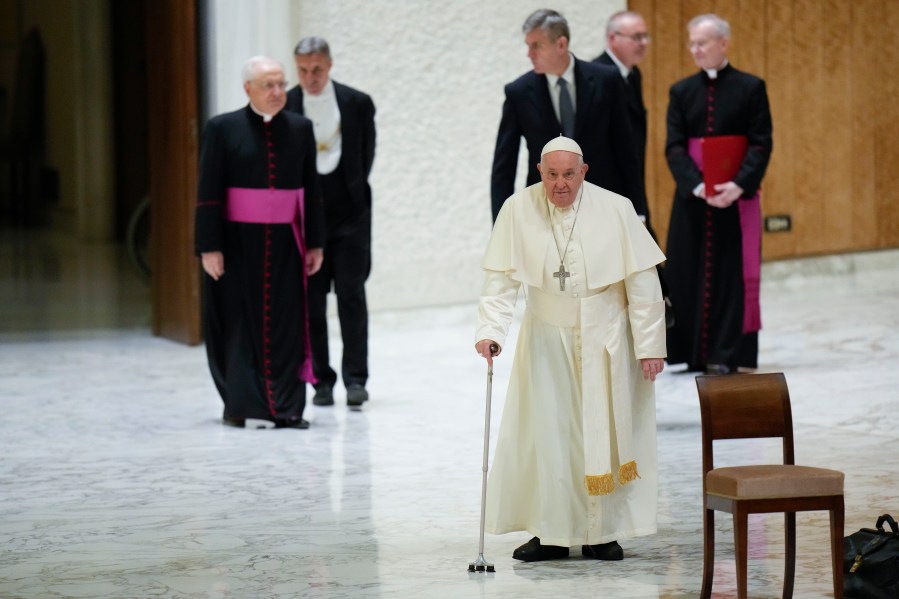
top-left (538, 150), bottom-right (588, 208)
top-left (243, 64), bottom-right (288, 115)
top-left (295, 53), bottom-right (332, 96)
top-left (689, 21), bottom-right (729, 71)
top-left (608, 15), bottom-right (650, 69)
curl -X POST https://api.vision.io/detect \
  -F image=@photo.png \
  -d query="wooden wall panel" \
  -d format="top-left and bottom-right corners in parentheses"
top-left (821, 0), bottom-right (853, 250)
top-left (763, 0), bottom-right (796, 257)
top-left (146, 0), bottom-right (201, 345)
top-left (633, 0), bottom-right (899, 259)
top-left (791, 0), bottom-right (826, 253)
top-left (880, 1), bottom-right (899, 247)
top-left (850, 0), bottom-right (879, 250)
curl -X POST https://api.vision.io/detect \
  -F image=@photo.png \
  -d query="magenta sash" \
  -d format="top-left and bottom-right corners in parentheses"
top-left (226, 187), bottom-right (316, 383)
top-left (688, 138), bottom-right (762, 333)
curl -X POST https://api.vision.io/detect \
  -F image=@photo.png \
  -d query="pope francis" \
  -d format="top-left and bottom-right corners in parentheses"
top-left (475, 136), bottom-right (667, 562)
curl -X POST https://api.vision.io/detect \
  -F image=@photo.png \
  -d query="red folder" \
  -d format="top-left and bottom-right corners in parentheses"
top-left (698, 135), bottom-right (748, 197)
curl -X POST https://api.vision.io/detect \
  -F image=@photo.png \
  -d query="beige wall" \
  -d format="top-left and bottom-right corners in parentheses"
top-left (286, 1), bottom-right (625, 310)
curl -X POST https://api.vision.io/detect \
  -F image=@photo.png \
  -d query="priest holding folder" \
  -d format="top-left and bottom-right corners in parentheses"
top-left (195, 56), bottom-right (325, 429)
top-left (663, 14), bottom-right (772, 375)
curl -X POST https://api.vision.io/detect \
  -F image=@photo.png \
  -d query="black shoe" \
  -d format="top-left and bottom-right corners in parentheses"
top-left (512, 537), bottom-right (569, 562)
top-left (274, 417), bottom-right (310, 429)
top-left (704, 364), bottom-right (734, 375)
top-left (346, 384), bottom-right (368, 407)
top-left (222, 416), bottom-right (245, 428)
top-left (581, 540), bottom-right (624, 561)
top-left (313, 384), bottom-right (334, 406)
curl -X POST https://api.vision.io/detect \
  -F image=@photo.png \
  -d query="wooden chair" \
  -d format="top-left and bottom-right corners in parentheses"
top-left (696, 373), bottom-right (845, 598)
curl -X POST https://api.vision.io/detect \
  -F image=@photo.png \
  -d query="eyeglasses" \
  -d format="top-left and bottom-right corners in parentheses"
top-left (614, 31), bottom-right (651, 43)
top-left (253, 80), bottom-right (289, 92)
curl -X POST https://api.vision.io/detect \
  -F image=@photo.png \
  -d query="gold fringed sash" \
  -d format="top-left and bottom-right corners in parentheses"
top-left (618, 460), bottom-right (641, 485)
top-left (584, 473), bottom-right (615, 496)
top-left (583, 461), bottom-right (641, 497)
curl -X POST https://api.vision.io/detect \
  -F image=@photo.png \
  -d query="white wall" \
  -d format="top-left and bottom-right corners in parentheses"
top-left (206, 0), bottom-right (624, 310)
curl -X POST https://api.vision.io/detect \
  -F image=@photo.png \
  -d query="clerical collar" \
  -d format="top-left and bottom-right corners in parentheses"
top-left (605, 49), bottom-right (630, 79)
top-left (249, 102), bottom-right (274, 122)
top-left (546, 53), bottom-right (576, 88)
top-left (704, 59), bottom-right (729, 80)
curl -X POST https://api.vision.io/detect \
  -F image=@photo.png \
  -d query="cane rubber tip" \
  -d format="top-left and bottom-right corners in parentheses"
top-left (487, 565), bottom-right (495, 572)
top-left (467, 565), bottom-right (474, 572)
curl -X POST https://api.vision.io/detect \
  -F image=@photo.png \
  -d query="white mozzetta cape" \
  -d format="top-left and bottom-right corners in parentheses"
top-left (478, 182), bottom-right (666, 537)
top-left (483, 181), bottom-right (665, 290)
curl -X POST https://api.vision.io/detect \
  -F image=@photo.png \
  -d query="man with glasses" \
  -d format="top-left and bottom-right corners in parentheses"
top-left (664, 14), bottom-right (773, 375)
top-left (594, 11), bottom-right (651, 215)
top-left (490, 9), bottom-right (645, 223)
top-left (476, 137), bottom-right (666, 563)
top-left (195, 56), bottom-right (325, 429)
top-left (595, 11), bottom-right (674, 328)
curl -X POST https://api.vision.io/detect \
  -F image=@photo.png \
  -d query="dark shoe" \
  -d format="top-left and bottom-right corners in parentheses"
top-left (274, 417), bottom-right (310, 429)
top-left (582, 540), bottom-right (624, 561)
top-left (512, 537), bottom-right (569, 562)
top-left (222, 416), bottom-right (245, 428)
top-left (346, 384), bottom-right (369, 407)
top-left (705, 364), bottom-right (734, 375)
top-left (313, 384), bottom-right (334, 406)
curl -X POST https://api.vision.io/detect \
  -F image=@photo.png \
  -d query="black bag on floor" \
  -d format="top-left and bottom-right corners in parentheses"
top-left (844, 514), bottom-right (899, 598)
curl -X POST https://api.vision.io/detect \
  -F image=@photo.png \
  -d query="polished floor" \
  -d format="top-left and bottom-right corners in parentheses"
top-left (1, 227), bottom-right (898, 598)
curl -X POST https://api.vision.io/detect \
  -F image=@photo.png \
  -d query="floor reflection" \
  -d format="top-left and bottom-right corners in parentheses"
top-left (1, 228), bottom-right (898, 598)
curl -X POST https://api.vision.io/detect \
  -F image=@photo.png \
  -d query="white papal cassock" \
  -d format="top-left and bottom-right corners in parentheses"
top-left (476, 181), bottom-right (667, 547)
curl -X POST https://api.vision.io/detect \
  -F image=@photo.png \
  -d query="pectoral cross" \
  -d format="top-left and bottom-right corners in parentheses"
top-left (553, 263), bottom-right (570, 291)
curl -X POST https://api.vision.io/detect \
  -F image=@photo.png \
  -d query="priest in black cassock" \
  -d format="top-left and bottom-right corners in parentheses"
top-left (664, 14), bottom-right (773, 375)
top-left (195, 56), bottom-right (325, 429)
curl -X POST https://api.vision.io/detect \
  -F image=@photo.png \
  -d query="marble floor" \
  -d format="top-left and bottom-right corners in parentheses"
top-left (1, 227), bottom-right (898, 598)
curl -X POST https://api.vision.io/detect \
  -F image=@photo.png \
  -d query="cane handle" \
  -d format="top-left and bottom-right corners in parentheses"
top-left (489, 343), bottom-right (499, 356)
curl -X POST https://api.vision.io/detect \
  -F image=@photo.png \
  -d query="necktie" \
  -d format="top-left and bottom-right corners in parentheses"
top-left (557, 78), bottom-right (575, 137)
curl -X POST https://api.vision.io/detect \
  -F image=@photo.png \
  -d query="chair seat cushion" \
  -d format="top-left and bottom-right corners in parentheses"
top-left (707, 465), bottom-right (844, 499)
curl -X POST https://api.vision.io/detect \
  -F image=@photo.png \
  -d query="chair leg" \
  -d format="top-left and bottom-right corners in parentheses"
top-left (783, 511), bottom-right (796, 598)
top-left (831, 500), bottom-right (845, 599)
top-left (701, 508), bottom-right (715, 599)
top-left (734, 505), bottom-right (750, 599)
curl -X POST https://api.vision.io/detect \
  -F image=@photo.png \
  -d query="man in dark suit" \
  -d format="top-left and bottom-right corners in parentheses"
top-left (491, 8), bottom-right (644, 222)
top-left (593, 10), bottom-right (651, 225)
top-left (285, 37), bottom-right (376, 409)
top-left (593, 11), bottom-right (674, 327)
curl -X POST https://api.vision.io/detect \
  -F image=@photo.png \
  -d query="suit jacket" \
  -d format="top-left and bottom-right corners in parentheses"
top-left (285, 80), bottom-right (376, 214)
top-left (490, 57), bottom-right (644, 221)
top-left (594, 52), bottom-right (647, 184)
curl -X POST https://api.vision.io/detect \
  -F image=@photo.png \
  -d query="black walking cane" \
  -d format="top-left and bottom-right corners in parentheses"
top-left (468, 343), bottom-right (499, 573)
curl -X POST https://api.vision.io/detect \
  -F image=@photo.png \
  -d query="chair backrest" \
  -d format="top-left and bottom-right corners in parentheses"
top-left (696, 373), bottom-right (795, 475)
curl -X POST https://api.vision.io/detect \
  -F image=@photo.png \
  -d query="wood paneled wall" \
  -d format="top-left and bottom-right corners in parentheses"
top-left (146, 0), bottom-right (201, 344)
top-left (631, 0), bottom-right (899, 258)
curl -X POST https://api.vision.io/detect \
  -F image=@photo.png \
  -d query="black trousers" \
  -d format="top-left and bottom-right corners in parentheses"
top-left (308, 222), bottom-right (371, 389)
